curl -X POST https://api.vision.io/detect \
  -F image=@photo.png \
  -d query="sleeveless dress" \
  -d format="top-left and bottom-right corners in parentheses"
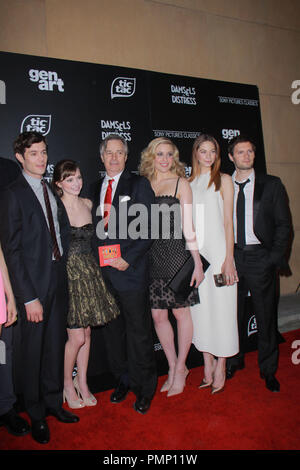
top-left (67, 223), bottom-right (119, 328)
top-left (149, 178), bottom-right (200, 309)
top-left (190, 173), bottom-right (239, 357)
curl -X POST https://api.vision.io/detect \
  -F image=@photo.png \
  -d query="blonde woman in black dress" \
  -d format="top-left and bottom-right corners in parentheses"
top-left (140, 138), bottom-right (204, 397)
top-left (53, 160), bottom-right (119, 409)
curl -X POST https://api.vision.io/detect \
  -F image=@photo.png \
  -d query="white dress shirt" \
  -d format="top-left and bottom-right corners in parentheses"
top-left (232, 169), bottom-right (261, 245)
top-left (99, 170), bottom-right (123, 216)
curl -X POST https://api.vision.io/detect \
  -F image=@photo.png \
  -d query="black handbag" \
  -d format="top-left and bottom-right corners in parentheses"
top-left (166, 254), bottom-right (210, 301)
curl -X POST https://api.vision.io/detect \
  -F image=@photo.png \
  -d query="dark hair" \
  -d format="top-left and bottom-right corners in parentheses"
top-left (228, 134), bottom-right (256, 156)
top-left (14, 132), bottom-right (48, 156)
top-left (189, 134), bottom-right (221, 191)
top-left (52, 159), bottom-right (80, 197)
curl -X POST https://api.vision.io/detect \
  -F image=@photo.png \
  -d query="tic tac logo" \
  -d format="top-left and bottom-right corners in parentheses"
top-left (0, 80), bottom-right (6, 104)
top-left (21, 114), bottom-right (52, 135)
top-left (248, 315), bottom-right (258, 337)
top-left (29, 69), bottom-right (64, 92)
top-left (111, 77), bottom-right (136, 99)
top-left (222, 128), bottom-right (240, 140)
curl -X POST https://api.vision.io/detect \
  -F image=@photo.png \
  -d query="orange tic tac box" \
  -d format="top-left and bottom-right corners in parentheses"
top-left (99, 244), bottom-right (121, 267)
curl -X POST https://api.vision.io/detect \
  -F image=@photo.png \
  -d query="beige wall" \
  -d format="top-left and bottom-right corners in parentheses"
top-left (1, 0), bottom-right (299, 294)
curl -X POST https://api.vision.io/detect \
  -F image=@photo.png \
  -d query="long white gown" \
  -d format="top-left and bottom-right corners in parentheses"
top-left (190, 172), bottom-right (239, 357)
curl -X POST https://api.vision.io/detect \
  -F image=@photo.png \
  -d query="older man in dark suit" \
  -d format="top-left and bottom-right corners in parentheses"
top-left (90, 134), bottom-right (157, 414)
top-left (226, 135), bottom-right (291, 392)
top-left (0, 132), bottom-right (78, 444)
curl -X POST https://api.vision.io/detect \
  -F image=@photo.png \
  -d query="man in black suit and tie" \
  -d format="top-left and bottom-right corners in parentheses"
top-left (90, 134), bottom-right (157, 414)
top-left (226, 135), bottom-right (291, 392)
top-left (0, 132), bottom-right (79, 444)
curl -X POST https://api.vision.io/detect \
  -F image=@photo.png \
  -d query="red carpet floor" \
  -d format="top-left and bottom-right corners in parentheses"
top-left (1, 329), bottom-right (300, 451)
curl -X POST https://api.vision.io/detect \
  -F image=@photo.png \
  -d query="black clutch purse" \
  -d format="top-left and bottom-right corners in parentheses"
top-left (166, 254), bottom-right (210, 301)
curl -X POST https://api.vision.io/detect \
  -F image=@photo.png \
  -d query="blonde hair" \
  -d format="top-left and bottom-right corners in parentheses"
top-left (189, 134), bottom-right (221, 191)
top-left (139, 137), bottom-right (186, 181)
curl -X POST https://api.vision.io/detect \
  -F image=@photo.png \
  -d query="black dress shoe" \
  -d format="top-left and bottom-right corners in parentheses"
top-left (31, 419), bottom-right (50, 444)
top-left (110, 383), bottom-right (129, 404)
top-left (47, 407), bottom-right (79, 423)
top-left (260, 373), bottom-right (280, 392)
top-left (133, 396), bottom-right (151, 415)
top-left (0, 408), bottom-right (30, 436)
top-left (226, 360), bottom-right (245, 379)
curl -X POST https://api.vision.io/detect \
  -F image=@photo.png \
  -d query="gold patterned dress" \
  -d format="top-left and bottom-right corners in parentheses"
top-left (66, 223), bottom-right (119, 328)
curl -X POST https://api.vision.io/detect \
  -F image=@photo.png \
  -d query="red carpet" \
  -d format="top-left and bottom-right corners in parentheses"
top-left (1, 329), bottom-right (300, 451)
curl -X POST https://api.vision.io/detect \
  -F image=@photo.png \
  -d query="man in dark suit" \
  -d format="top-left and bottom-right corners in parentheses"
top-left (226, 135), bottom-right (291, 392)
top-left (0, 132), bottom-right (78, 444)
top-left (90, 134), bottom-right (157, 414)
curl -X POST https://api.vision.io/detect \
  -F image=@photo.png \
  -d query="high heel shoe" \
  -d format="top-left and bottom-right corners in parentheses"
top-left (167, 368), bottom-right (189, 397)
top-left (211, 383), bottom-right (225, 395)
top-left (198, 379), bottom-right (213, 389)
top-left (73, 375), bottom-right (97, 406)
top-left (211, 362), bottom-right (226, 394)
top-left (63, 389), bottom-right (85, 409)
top-left (160, 369), bottom-right (175, 392)
top-left (211, 374), bottom-right (226, 395)
top-left (199, 358), bottom-right (217, 389)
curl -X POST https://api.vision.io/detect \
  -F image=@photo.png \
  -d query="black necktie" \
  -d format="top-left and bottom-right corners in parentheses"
top-left (41, 179), bottom-right (61, 261)
top-left (235, 179), bottom-right (250, 248)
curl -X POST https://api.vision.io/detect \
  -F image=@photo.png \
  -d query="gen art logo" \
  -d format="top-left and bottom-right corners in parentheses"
top-left (29, 69), bottom-right (64, 92)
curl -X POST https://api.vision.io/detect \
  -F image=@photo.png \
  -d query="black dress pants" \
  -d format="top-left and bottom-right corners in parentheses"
top-left (103, 284), bottom-right (157, 399)
top-left (18, 261), bottom-right (67, 421)
top-left (228, 246), bottom-right (279, 376)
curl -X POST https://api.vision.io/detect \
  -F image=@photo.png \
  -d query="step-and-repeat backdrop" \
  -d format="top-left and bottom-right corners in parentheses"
top-left (0, 51), bottom-right (265, 391)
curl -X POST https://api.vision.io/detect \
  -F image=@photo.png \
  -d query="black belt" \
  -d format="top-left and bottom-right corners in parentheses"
top-left (234, 244), bottom-right (262, 251)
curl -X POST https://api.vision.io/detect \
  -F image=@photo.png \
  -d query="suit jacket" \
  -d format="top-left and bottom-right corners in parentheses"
top-left (0, 157), bottom-right (21, 189)
top-left (252, 172), bottom-right (291, 269)
top-left (90, 169), bottom-right (155, 291)
top-left (0, 174), bottom-right (69, 305)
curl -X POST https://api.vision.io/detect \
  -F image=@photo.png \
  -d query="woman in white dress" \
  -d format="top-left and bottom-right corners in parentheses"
top-left (189, 134), bottom-right (239, 394)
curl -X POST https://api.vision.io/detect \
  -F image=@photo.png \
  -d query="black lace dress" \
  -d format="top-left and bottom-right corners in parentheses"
top-left (149, 179), bottom-right (200, 309)
top-left (66, 223), bottom-right (119, 328)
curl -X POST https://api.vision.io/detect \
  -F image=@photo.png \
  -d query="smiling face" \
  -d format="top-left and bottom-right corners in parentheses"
top-left (15, 141), bottom-right (48, 179)
top-left (101, 138), bottom-right (128, 177)
top-left (57, 167), bottom-right (83, 196)
top-left (153, 143), bottom-right (175, 174)
top-left (196, 140), bottom-right (217, 171)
